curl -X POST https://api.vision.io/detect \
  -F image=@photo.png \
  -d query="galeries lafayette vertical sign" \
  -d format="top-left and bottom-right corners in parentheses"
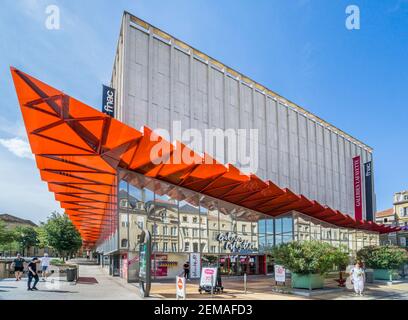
top-left (216, 232), bottom-right (257, 253)
top-left (353, 156), bottom-right (363, 220)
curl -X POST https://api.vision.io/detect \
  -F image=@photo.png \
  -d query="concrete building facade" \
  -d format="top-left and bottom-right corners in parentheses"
top-left (111, 12), bottom-right (375, 220)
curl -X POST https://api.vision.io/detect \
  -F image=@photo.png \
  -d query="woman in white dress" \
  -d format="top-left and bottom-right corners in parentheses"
top-left (350, 261), bottom-right (365, 296)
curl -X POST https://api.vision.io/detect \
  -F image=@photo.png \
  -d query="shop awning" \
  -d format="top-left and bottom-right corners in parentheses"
top-left (10, 68), bottom-right (399, 246)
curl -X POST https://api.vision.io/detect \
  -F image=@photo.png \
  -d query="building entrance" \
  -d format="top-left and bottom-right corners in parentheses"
top-left (218, 255), bottom-right (263, 276)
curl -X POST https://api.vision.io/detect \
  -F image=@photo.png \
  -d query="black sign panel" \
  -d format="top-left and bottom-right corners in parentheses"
top-left (364, 161), bottom-right (374, 221)
top-left (102, 85), bottom-right (115, 117)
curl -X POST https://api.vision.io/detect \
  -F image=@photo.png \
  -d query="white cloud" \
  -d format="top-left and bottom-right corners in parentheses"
top-left (0, 147), bottom-right (59, 224)
top-left (0, 116), bottom-right (26, 138)
top-left (0, 137), bottom-right (34, 160)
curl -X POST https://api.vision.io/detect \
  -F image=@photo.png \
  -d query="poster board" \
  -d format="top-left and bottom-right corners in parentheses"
top-left (176, 276), bottom-right (186, 300)
top-left (274, 265), bottom-right (286, 283)
top-left (189, 253), bottom-right (201, 279)
top-left (200, 267), bottom-right (218, 287)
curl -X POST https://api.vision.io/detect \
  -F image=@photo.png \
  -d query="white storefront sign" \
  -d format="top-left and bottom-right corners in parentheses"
top-left (200, 267), bottom-right (218, 287)
top-left (400, 237), bottom-right (406, 247)
top-left (216, 232), bottom-right (257, 253)
top-left (176, 276), bottom-right (186, 300)
top-left (189, 253), bottom-right (201, 279)
top-left (274, 265), bottom-right (286, 283)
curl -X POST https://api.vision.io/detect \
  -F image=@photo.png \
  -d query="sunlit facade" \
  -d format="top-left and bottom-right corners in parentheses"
top-left (97, 170), bottom-right (379, 280)
top-left (11, 68), bottom-right (390, 283)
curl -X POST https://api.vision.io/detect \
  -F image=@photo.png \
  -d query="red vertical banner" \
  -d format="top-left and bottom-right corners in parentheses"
top-left (353, 156), bottom-right (363, 220)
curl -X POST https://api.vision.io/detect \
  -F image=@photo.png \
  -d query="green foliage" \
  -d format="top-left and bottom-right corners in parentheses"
top-left (35, 224), bottom-right (49, 248)
top-left (0, 240), bottom-right (19, 254)
top-left (331, 245), bottom-right (350, 271)
top-left (41, 212), bottom-right (82, 259)
top-left (272, 241), bottom-right (350, 275)
top-left (50, 258), bottom-right (65, 266)
top-left (13, 226), bottom-right (39, 253)
top-left (0, 221), bottom-right (15, 245)
top-left (357, 245), bottom-right (408, 270)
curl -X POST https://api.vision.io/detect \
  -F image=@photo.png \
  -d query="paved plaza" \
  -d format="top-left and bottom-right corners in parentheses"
top-left (0, 263), bottom-right (145, 300)
top-left (1, 263), bottom-right (408, 300)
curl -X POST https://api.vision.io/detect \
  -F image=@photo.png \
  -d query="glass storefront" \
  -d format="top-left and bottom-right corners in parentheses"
top-left (96, 169), bottom-right (380, 281)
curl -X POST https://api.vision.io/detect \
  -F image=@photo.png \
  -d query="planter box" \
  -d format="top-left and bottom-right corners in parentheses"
top-left (291, 273), bottom-right (325, 290)
top-left (373, 269), bottom-right (400, 281)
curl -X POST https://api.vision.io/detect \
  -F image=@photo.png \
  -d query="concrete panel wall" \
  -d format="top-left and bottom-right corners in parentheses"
top-left (111, 19), bottom-right (374, 218)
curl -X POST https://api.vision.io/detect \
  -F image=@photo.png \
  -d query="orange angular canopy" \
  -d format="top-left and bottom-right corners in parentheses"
top-left (10, 68), bottom-right (399, 246)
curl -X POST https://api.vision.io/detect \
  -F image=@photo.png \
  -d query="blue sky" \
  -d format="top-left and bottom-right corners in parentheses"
top-left (0, 0), bottom-right (407, 223)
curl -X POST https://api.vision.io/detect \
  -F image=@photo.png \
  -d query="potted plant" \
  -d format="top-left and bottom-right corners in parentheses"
top-left (50, 258), bottom-right (66, 274)
top-left (357, 245), bottom-right (408, 281)
top-left (272, 241), bottom-right (345, 290)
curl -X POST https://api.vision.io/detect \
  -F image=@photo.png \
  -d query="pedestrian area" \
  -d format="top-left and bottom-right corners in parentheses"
top-left (149, 276), bottom-right (408, 300)
top-left (1, 264), bottom-right (407, 300)
top-left (0, 263), bottom-right (145, 300)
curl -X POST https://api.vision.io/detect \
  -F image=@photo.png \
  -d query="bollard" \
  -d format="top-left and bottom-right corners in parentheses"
top-left (211, 274), bottom-right (214, 298)
top-left (244, 273), bottom-right (247, 294)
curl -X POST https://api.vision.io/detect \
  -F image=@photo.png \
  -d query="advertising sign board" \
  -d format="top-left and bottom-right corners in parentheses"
top-left (274, 265), bottom-right (286, 283)
top-left (138, 229), bottom-right (151, 298)
top-left (176, 276), bottom-right (186, 300)
top-left (200, 267), bottom-right (218, 287)
top-left (189, 253), bottom-right (201, 279)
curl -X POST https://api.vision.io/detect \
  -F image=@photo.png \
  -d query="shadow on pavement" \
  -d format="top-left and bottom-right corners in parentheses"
top-left (36, 290), bottom-right (79, 294)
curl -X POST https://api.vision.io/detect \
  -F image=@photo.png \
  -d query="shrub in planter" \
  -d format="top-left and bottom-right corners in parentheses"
top-left (50, 258), bottom-right (65, 266)
top-left (272, 241), bottom-right (348, 289)
top-left (357, 245), bottom-right (408, 281)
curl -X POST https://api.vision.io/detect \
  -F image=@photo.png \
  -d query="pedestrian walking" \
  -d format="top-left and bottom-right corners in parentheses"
top-left (27, 257), bottom-right (40, 291)
top-left (183, 261), bottom-right (190, 280)
top-left (40, 253), bottom-right (50, 281)
top-left (12, 253), bottom-right (25, 281)
top-left (350, 261), bottom-right (365, 296)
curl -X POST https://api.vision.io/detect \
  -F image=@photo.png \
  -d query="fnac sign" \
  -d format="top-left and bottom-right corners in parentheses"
top-left (102, 85), bottom-right (115, 117)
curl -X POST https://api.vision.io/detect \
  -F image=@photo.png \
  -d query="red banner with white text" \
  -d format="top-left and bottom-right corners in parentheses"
top-left (353, 156), bottom-right (363, 220)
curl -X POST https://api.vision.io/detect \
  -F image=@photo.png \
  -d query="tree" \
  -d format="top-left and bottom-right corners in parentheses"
top-left (0, 221), bottom-right (13, 245)
top-left (35, 224), bottom-right (49, 249)
top-left (42, 212), bottom-right (82, 260)
top-left (13, 226), bottom-right (39, 256)
top-left (0, 221), bottom-right (15, 255)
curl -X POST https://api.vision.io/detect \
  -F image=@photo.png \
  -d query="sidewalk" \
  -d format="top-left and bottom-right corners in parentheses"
top-left (0, 264), bottom-right (145, 300)
top-left (312, 280), bottom-right (408, 300)
top-left (2, 264), bottom-right (407, 300)
top-left (147, 276), bottom-right (408, 300)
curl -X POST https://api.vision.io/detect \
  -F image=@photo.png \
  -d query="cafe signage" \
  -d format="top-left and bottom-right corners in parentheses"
top-left (216, 232), bottom-right (257, 253)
